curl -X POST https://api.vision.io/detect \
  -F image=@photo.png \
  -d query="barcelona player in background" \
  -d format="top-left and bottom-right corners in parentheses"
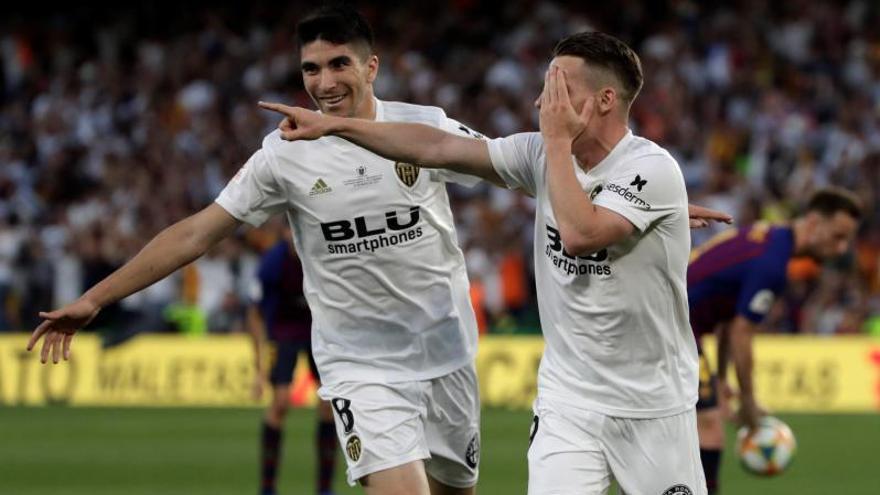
top-left (248, 221), bottom-right (336, 495)
top-left (687, 188), bottom-right (861, 493)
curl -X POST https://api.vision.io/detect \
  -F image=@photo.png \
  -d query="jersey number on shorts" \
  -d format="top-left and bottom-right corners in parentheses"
top-left (332, 398), bottom-right (355, 434)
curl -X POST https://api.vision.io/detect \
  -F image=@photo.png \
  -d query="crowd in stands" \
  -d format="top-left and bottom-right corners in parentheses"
top-left (2, 0), bottom-right (880, 337)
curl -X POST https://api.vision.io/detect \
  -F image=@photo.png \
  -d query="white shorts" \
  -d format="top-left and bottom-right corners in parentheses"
top-left (528, 397), bottom-right (706, 495)
top-left (318, 364), bottom-right (480, 487)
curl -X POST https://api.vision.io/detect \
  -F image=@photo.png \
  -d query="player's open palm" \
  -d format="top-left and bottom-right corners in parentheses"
top-left (258, 102), bottom-right (330, 141)
top-left (538, 66), bottom-right (593, 143)
top-left (27, 298), bottom-right (101, 364)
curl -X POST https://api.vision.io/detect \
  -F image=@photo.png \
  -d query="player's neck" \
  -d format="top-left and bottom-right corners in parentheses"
top-left (792, 218), bottom-right (809, 256)
top-left (353, 93), bottom-right (377, 120)
top-left (572, 123), bottom-right (628, 171)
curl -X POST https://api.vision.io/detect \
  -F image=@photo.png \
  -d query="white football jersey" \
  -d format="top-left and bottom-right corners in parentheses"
top-left (216, 99), bottom-right (481, 384)
top-left (488, 130), bottom-right (698, 418)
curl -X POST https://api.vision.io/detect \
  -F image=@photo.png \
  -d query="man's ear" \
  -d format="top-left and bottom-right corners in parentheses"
top-left (596, 87), bottom-right (617, 115)
top-left (366, 55), bottom-right (379, 83)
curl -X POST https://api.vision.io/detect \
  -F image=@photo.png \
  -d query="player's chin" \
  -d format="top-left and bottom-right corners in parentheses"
top-left (318, 100), bottom-right (353, 117)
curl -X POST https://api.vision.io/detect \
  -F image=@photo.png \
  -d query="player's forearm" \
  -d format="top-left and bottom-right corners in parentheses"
top-left (330, 117), bottom-right (495, 180)
top-left (247, 307), bottom-right (266, 373)
top-left (81, 217), bottom-right (220, 309)
top-left (729, 317), bottom-right (756, 400)
top-left (332, 117), bottom-right (450, 166)
top-left (544, 139), bottom-right (603, 254)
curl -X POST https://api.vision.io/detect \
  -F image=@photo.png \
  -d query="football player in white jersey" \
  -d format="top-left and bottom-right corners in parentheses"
top-left (259, 32), bottom-right (732, 495)
top-left (27, 6), bottom-right (487, 495)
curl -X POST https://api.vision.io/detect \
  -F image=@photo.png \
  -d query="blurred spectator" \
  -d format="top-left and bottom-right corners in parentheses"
top-left (2, 0), bottom-right (880, 335)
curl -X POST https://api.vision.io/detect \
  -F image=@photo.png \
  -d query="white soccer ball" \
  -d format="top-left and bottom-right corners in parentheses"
top-left (735, 416), bottom-right (797, 476)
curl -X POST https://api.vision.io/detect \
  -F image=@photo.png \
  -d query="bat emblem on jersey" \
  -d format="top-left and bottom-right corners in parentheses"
top-left (395, 162), bottom-right (420, 187)
top-left (346, 435), bottom-right (362, 462)
top-left (630, 174), bottom-right (647, 192)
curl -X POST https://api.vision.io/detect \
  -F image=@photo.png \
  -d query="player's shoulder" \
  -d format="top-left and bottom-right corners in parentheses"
top-left (495, 131), bottom-right (544, 149)
top-left (265, 239), bottom-right (288, 258)
top-left (259, 128), bottom-right (337, 165)
top-left (381, 99), bottom-right (448, 126)
top-left (624, 134), bottom-right (678, 169)
top-left (258, 241), bottom-right (287, 276)
top-left (260, 128), bottom-right (306, 153)
top-left (765, 225), bottom-right (796, 255)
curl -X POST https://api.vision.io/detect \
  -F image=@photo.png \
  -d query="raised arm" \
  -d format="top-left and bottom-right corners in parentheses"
top-left (27, 203), bottom-right (241, 363)
top-left (539, 67), bottom-right (633, 255)
top-left (258, 102), bottom-right (504, 186)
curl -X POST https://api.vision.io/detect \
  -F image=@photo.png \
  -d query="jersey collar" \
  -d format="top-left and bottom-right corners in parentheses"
top-left (374, 97), bottom-right (385, 122)
top-left (587, 128), bottom-right (634, 175)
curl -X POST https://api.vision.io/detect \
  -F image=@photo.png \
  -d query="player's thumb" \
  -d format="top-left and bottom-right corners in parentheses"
top-left (38, 310), bottom-right (62, 320)
top-left (281, 125), bottom-right (316, 141)
top-left (280, 129), bottom-right (302, 141)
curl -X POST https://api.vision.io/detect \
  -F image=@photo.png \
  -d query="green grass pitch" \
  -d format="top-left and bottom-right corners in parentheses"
top-left (1, 407), bottom-right (877, 494)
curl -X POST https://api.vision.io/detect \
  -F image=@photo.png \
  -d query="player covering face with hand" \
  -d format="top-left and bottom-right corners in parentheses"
top-left (259, 31), bottom-right (731, 495)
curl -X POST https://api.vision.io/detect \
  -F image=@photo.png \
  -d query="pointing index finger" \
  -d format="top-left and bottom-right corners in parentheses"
top-left (258, 101), bottom-right (293, 116)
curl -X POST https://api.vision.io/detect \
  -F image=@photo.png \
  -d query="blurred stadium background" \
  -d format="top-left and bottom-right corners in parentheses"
top-left (1, 0), bottom-right (879, 493)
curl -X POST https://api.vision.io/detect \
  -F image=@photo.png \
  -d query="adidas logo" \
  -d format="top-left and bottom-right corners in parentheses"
top-left (309, 178), bottom-right (332, 196)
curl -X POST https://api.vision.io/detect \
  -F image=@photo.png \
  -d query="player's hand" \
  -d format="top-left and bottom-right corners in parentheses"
top-left (538, 66), bottom-right (593, 144)
top-left (26, 298), bottom-right (101, 364)
top-left (258, 102), bottom-right (334, 141)
top-left (687, 204), bottom-right (733, 229)
top-left (736, 396), bottom-right (767, 431)
top-left (718, 380), bottom-right (736, 420)
top-left (251, 375), bottom-right (265, 401)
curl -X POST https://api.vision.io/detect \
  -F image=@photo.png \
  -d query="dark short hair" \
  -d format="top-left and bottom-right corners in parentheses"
top-left (296, 4), bottom-right (375, 57)
top-left (805, 187), bottom-right (862, 220)
top-left (552, 32), bottom-right (644, 104)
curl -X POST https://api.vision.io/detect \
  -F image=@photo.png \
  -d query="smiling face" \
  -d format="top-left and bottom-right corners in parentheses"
top-left (300, 39), bottom-right (378, 118)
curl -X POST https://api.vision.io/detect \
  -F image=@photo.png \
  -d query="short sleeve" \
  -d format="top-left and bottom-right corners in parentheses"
top-left (487, 132), bottom-right (542, 196)
top-left (215, 148), bottom-right (288, 227)
top-left (735, 256), bottom-right (788, 323)
top-left (591, 153), bottom-right (684, 232)
top-left (430, 117), bottom-right (487, 187)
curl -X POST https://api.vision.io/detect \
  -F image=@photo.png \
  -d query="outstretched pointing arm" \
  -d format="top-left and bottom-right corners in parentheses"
top-left (27, 203), bottom-right (241, 363)
top-left (258, 102), bottom-right (504, 185)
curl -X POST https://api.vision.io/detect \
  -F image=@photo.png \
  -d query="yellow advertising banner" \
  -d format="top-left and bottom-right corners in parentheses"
top-left (0, 335), bottom-right (259, 406)
top-left (2, 334), bottom-right (879, 412)
top-left (701, 335), bottom-right (880, 413)
top-left (477, 335), bottom-right (880, 413)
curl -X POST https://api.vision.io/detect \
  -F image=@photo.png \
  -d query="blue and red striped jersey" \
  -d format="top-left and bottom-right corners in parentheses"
top-left (258, 240), bottom-right (312, 343)
top-left (687, 223), bottom-right (795, 338)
